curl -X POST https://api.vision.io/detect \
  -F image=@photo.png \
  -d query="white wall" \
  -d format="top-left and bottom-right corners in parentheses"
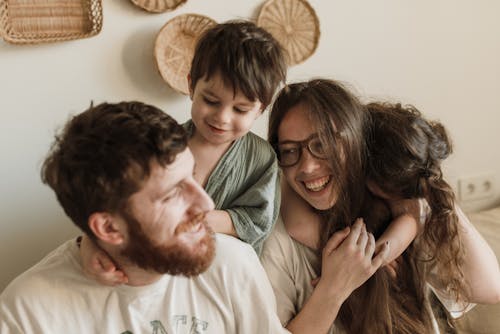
top-left (1, 0), bottom-right (499, 291)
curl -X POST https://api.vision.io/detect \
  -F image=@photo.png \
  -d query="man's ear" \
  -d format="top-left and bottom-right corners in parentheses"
top-left (88, 212), bottom-right (125, 246)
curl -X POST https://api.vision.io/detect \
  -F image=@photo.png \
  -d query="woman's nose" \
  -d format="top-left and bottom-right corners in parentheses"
top-left (297, 148), bottom-right (322, 173)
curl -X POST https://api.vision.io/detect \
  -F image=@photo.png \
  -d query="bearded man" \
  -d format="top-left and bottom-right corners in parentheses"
top-left (0, 102), bottom-right (287, 334)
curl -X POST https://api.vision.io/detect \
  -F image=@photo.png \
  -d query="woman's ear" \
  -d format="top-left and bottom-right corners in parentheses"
top-left (88, 212), bottom-right (125, 246)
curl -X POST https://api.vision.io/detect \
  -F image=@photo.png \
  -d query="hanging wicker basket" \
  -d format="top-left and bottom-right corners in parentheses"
top-left (130, 0), bottom-right (187, 13)
top-left (154, 13), bottom-right (216, 95)
top-left (0, 0), bottom-right (103, 44)
top-left (257, 0), bottom-right (320, 65)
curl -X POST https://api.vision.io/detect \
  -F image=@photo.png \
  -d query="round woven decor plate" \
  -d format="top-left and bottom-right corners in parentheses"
top-left (257, 0), bottom-right (320, 65)
top-left (155, 14), bottom-right (216, 95)
top-left (130, 0), bottom-right (187, 13)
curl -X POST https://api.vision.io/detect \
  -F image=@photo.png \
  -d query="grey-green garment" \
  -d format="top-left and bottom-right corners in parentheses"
top-left (184, 120), bottom-right (280, 254)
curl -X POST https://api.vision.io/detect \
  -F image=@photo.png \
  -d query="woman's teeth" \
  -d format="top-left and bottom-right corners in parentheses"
top-left (304, 176), bottom-right (330, 192)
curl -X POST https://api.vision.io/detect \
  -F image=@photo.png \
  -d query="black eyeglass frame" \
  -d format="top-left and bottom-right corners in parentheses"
top-left (276, 134), bottom-right (327, 167)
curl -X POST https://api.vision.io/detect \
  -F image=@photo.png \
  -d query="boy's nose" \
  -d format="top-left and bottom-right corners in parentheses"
top-left (213, 107), bottom-right (231, 124)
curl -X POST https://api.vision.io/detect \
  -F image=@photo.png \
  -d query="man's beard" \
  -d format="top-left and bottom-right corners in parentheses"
top-left (119, 209), bottom-right (216, 277)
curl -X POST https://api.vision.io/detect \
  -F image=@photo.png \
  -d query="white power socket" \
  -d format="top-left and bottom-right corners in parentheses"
top-left (458, 174), bottom-right (495, 202)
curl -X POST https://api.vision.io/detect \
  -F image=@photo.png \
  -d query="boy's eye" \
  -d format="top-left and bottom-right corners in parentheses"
top-left (203, 97), bottom-right (218, 105)
top-left (234, 107), bottom-right (249, 114)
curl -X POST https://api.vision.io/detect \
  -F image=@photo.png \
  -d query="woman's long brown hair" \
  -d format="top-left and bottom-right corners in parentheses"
top-left (269, 80), bottom-right (445, 333)
top-left (269, 79), bottom-right (367, 247)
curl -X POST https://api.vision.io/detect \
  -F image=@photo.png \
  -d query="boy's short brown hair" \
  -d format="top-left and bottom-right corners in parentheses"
top-left (189, 20), bottom-right (287, 109)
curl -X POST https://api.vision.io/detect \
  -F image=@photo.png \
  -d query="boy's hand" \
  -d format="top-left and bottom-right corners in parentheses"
top-left (80, 235), bottom-right (128, 285)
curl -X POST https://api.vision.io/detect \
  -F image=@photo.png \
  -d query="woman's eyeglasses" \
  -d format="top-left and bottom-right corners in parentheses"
top-left (277, 134), bottom-right (327, 167)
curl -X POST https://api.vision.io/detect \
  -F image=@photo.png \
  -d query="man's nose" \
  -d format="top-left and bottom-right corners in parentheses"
top-left (187, 179), bottom-right (215, 213)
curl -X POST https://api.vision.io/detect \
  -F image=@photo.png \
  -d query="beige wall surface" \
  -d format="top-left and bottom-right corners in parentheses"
top-left (1, 0), bottom-right (499, 291)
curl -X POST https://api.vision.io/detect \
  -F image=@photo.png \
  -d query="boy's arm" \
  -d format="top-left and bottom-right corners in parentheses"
top-left (205, 210), bottom-right (237, 237)
top-left (224, 147), bottom-right (280, 253)
top-left (79, 234), bottom-right (127, 285)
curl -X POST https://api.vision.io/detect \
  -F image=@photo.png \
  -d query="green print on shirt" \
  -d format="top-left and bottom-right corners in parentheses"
top-left (120, 315), bottom-right (209, 334)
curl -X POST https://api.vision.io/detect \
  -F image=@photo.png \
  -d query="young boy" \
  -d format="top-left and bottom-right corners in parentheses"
top-left (80, 21), bottom-right (287, 284)
top-left (185, 20), bottom-right (287, 250)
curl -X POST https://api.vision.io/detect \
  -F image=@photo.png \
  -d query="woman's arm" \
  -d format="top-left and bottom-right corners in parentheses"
top-left (286, 219), bottom-right (390, 333)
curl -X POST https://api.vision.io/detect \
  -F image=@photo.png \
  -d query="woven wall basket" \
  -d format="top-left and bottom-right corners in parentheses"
top-left (257, 0), bottom-right (320, 65)
top-left (130, 0), bottom-right (187, 13)
top-left (155, 14), bottom-right (216, 95)
top-left (0, 0), bottom-right (103, 44)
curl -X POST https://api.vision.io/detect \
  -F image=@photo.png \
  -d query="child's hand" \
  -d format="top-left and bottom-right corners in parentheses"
top-left (79, 235), bottom-right (128, 285)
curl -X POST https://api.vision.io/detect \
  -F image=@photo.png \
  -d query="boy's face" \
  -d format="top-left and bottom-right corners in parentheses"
top-left (189, 72), bottom-right (263, 146)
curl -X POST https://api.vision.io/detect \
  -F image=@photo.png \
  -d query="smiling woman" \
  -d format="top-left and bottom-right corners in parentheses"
top-left (263, 79), bottom-right (397, 333)
top-left (276, 105), bottom-right (337, 210)
top-left (269, 79), bottom-right (365, 217)
top-left (261, 78), bottom-right (500, 334)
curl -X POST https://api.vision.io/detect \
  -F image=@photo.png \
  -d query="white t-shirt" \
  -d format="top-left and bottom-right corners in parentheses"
top-left (0, 234), bottom-right (289, 334)
top-left (260, 216), bottom-right (470, 334)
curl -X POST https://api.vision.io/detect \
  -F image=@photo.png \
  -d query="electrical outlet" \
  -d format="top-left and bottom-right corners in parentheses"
top-left (458, 174), bottom-right (495, 202)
